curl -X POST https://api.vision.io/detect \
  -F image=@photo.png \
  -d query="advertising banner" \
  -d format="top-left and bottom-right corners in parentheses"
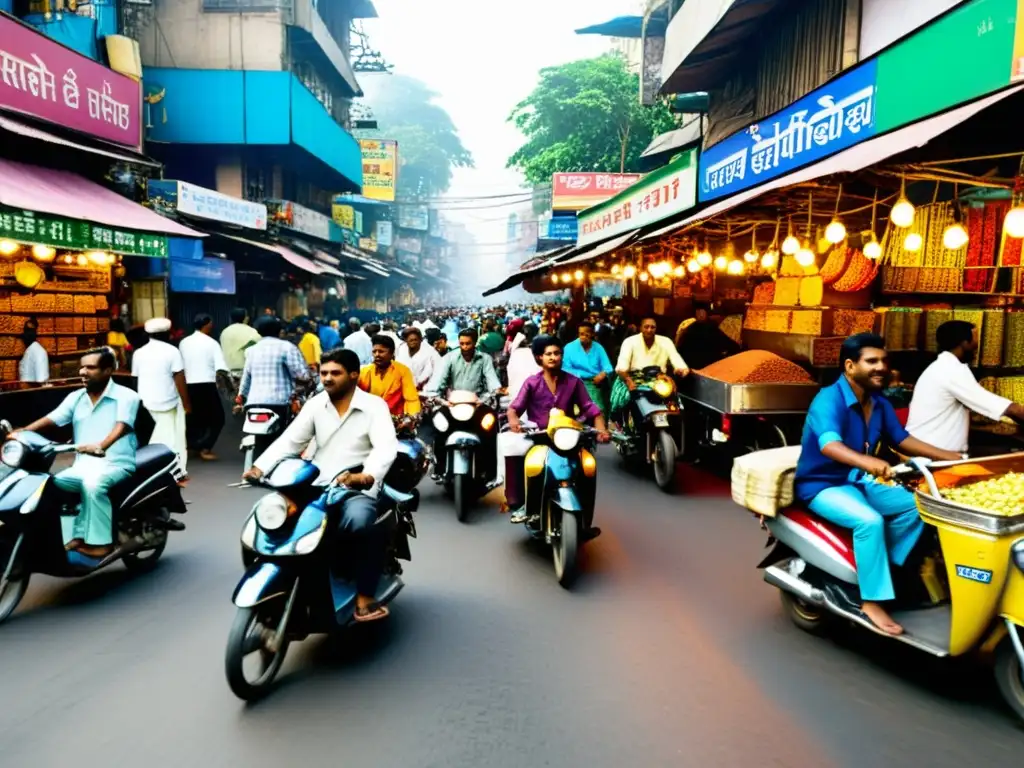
top-left (579, 149), bottom-right (697, 245)
top-left (359, 139), bottom-right (398, 202)
top-left (546, 217), bottom-right (578, 241)
top-left (398, 204), bottom-right (429, 231)
top-left (0, 15), bottom-right (142, 150)
top-left (332, 203), bottom-right (355, 230)
top-left (551, 173), bottom-right (644, 211)
top-left (149, 180), bottom-right (266, 230)
top-left (271, 200), bottom-right (340, 242)
top-left (0, 208), bottom-right (168, 257)
top-left (376, 220), bottom-right (393, 247)
top-left (699, 60), bottom-right (877, 202)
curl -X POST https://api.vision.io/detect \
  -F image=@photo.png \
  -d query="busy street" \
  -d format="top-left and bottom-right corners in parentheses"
top-left (0, 431), bottom-right (1021, 767)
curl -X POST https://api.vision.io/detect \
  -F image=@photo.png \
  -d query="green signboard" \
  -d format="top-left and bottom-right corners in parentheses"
top-left (875, 0), bottom-right (1018, 133)
top-left (0, 209), bottom-right (169, 258)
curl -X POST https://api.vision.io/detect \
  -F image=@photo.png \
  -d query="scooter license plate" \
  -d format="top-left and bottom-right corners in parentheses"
top-left (652, 413), bottom-right (669, 427)
top-left (240, 435), bottom-right (256, 449)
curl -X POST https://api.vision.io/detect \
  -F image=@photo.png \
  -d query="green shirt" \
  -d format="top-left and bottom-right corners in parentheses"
top-left (220, 323), bottom-right (261, 372)
top-left (477, 331), bottom-right (504, 355)
top-left (427, 350), bottom-right (501, 395)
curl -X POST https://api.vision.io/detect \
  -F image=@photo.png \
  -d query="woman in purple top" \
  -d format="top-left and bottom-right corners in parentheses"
top-left (502, 336), bottom-right (610, 523)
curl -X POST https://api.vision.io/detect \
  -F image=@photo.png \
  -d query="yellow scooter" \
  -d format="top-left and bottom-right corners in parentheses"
top-left (757, 455), bottom-right (1024, 722)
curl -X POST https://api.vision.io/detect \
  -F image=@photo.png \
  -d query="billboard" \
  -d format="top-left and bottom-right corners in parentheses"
top-left (398, 204), bottom-right (429, 231)
top-left (551, 173), bottom-right (644, 211)
top-left (359, 139), bottom-right (398, 201)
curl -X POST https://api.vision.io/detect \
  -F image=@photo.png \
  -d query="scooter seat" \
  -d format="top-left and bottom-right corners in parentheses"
top-left (108, 444), bottom-right (177, 508)
top-left (775, 505), bottom-right (857, 575)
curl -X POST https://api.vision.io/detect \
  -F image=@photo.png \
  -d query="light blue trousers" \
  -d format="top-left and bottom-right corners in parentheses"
top-left (808, 476), bottom-right (923, 602)
top-left (55, 459), bottom-right (131, 547)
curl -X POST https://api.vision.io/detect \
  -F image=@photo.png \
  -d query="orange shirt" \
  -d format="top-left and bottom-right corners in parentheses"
top-left (358, 362), bottom-right (421, 417)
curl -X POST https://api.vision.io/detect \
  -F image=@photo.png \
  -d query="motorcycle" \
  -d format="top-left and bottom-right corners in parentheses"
top-left (518, 410), bottom-right (599, 588)
top-left (613, 366), bottom-right (684, 492)
top-left (392, 414), bottom-right (429, 493)
top-left (752, 455), bottom-right (1024, 722)
top-left (0, 420), bottom-right (187, 624)
top-left (239, 385), bottom-right (312, 473)
top-left (225, 457), bottom-right (419, 700)
top-left (425, 390), bottom-right (500, 523)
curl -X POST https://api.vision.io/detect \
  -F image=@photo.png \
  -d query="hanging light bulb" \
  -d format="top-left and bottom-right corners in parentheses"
top-left (697, 249), bottom-right (712, 267)
top-left (727, 259), bottom-right (744, 275)
top-left (622, 264), bottom-right (637, 279)
top-left (76, 253), bottom-right (89, 266)
top-left (85, 250), bottom-right (110, 266)
top-left (744, 224), bottom-right (759, 262)
top-left (610, 263), bottom-right (621, 275)
top-left (714, 255), bottom-right (728, 272)
top-left (825, 219), bottom-right (847, 244)
top-left (761, 250), bottom-right (778, 269)
top-left (781, 216), bottom-right (799, 254)
top-left (62, 253), bottom-right (74, 265)
top-left (1005, 205), bottom-right (1024, 239)
top-left (794, 243), bottom-right (816, 267)
top-left (31, 244), bottom-right (56, 261)
top-left (863, 236), bottom-right (882, 260)
top-left (687, 259), bottom-right (701, 273)
top-left (0, 239), bottom-right (20, 256)
top-left (638, 271), bottom-right (649, 282)
top-left (673, 264), bottom-right (685, 277)
top-left (942, 223), bottom-right (968, 250)
top-left (903, 232), bottom-right (923, 252)
top-left (550, 273), bottom-right (559, 284)
top-left (891, 177), bottom-right (915, 228)
top-left (573, 269), bottom-right (585, 282)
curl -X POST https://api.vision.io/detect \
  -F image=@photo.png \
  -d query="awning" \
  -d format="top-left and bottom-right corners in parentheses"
top-left (641, 118), bottom-right (702, 160)
top-left (661, 0), bottom-right (785, 95)
top-left (576, 15), bottom-right (667, 38)
top-left (314, 261), bottom-right (346, 278)
top-left (313, 249), bottom-right (341, 266)
top-left (358, 261), bottom-right (391, 277)
top-left (271, 243), bottom-right (325, 275)
top-left (391, 266), bottom-right (417, 278)
top-left (0, 114), bottom-right (162, 168)
top-left (481, 240), bottom-right (626, 297)
top-left (0, 157), bottom-right (202, 238)
top-left (557, 232), bottom-right (638, 266)
top-left (644, 85), bottom-right (1024, 241)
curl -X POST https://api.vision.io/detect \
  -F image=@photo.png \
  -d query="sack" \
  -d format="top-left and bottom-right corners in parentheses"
top-left (731, 445), bottom-right (802, 517)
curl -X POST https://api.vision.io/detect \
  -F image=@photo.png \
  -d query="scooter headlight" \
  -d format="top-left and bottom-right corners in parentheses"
top-left (253, 493), bottom-right (290, 531)
top-left (1013, 538), bottom-right (1024, 574)
top-left (450, 403), bottom-right (475, 422)
top-left (1, 440), bottom-right (24, 469)
top-left (552, 428), bottom-right (581, 452)
top-left (432, 412), bottom-right (450, 433)
top-left (652, 376), bottom-right (676, 399)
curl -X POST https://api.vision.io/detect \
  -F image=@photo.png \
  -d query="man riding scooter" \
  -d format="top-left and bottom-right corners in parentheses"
top-left (794, 333), bottom-right (962, 635)
top-left (504, 335), bottom-right (611, 525)
top-left (241, 348), bottom-right (398, 623)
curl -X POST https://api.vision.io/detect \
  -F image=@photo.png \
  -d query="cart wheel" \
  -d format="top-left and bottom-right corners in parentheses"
top-left (746, 421), bottom-right (788, 455)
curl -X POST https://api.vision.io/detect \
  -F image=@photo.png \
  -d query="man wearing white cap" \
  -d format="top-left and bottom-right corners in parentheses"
top-left (132, 318), bottom-right (191, 479)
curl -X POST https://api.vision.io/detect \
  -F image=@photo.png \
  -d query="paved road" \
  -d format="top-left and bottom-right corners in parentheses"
top-left (1, 438), bottom-right (1023, 767)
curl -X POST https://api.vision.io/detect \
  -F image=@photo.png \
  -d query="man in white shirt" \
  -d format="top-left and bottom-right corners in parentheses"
top-left (132, 318), bottom-right (191, 479)
top-left (18, 321), bottom-right (48, 384)
top-left (343, 318), bottom-right (373, 365)
top-left (243, 347), bottom-right (398, 623)
top-left (906, 320), bottom-right (1024, 453)
top-left (179, 313), bottom-right (230, 461)
top-left (396, 326), bottom-right (441, 390)
top-left (612, 317), bottom-right (689, 424)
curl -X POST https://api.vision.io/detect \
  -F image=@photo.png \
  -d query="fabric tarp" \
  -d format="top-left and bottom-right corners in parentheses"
top-left (557, 232), bottom-right (639, 266)
top-left (214, 233), bottom-right (324, 275)
top-left (644, 85), bottom-right (1024, 241)
top-left (0, 114), bottom-right (161, 168)
top-left (0, 158), bottom-right (201, 238)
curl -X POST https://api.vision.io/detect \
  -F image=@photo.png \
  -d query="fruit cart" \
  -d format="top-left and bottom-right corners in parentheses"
top-left (679, 372), bottom-right (819, 465)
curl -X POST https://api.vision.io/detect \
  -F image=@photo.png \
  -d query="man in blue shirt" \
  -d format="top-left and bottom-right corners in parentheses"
top-left (317, 317), bottom-right (341, 352)
top-left (13, 348), bottom-right (141, 566)
top-left (795, 333), bottom-right (959, 636)
top-left (562, 321), bottom-right (614, 416)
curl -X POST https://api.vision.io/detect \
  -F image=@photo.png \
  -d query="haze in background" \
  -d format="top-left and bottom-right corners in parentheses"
top-left (364, 0), bottom-right (640, 287)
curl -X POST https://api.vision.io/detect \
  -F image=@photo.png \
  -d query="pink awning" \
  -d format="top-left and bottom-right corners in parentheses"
top-left (0, 158), bottom-right (202, 238)
top-left (269, 243), bottom-right (324, 274)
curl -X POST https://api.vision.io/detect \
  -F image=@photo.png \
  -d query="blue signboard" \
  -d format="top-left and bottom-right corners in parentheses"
top-left (699, 59), bottom-right (878, 202)
top-left (547, 217), bottom-right (579, 241)
top-left (169, 256), bottom-right (237, 294)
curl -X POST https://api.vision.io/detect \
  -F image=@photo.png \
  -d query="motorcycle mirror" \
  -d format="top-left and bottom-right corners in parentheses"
top-left (0, 419), bottom-right (11, 435)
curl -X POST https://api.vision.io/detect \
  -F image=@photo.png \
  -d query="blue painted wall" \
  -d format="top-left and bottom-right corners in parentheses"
top-left (143, 68), bottom-right (361, 188)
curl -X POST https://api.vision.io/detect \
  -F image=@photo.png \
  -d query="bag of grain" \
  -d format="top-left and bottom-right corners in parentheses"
top-left (731, 445), bottom-right (802, 517)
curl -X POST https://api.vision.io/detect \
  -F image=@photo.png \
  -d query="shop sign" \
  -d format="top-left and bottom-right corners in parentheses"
top-left (395, 234), bottom-right (422, 254)
top-left (271, 200), bottom-right (340, 242)
top-left (354, 210), bottom-right (364, 234)
top-left (546, 217), bottom-right (578, 241)
top-left (0, 15), bottom-right (142, 150)
top-left (700, 61), bottom-right (877, 202)
top-left (332, 203), bottom-right (355, 230)
top-left (169, 256), bottom-right (236, 294)
top-left (0, 208), bottom-right (168, 257)
top-left (359, 139), bottom-right (398, 202)
top-left (359, 236), bottom-right (378, 252)
top-left (398, 204), bottom-right (429, 231)
top-left (552, 173), bottom-right (644, 211)
top-left (148, 180), bottom-right (266, 230)
top-left (579, 149), bottom-right (697, 246)
top-left (376, 220), bottom-right (393, 247)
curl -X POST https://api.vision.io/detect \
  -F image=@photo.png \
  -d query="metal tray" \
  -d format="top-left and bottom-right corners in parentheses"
top-left (681, 373), bottom-right (819, 415)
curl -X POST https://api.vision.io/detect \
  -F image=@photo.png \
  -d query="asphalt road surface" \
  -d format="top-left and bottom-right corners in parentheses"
top-left (1, 437), bottom-right (1023, 767)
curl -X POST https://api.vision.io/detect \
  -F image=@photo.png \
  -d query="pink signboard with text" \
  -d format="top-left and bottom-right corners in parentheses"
top-left (0, 15), bottom-right (141, 150)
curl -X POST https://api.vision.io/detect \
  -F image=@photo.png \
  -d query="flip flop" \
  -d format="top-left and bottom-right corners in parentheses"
top-left (66, 551), bottom-right (105, 568)
top-left (353, 604), bottom-right (390, 623)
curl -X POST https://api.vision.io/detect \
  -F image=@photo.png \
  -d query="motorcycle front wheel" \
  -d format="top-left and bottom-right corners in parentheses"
top-left (0, 535), bottom-right (29, 624)
top-left (454, 474), bottom-right (470, 523)
top-left (652, 430), bottom-right (677, 492)
top-left (553, 509), bottom-right (579, 588)
top-left (225, 605), bottom-right (291, 701)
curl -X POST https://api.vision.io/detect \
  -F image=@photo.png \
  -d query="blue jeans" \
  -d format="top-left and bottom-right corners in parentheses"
top-left (807, 476), bottom-right (923, 602)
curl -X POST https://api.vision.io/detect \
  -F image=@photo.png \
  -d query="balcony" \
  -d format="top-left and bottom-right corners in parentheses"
top-left (290, 0), bottom-right (361, 97)
top-left (142, 68), bottom-right (362, 193)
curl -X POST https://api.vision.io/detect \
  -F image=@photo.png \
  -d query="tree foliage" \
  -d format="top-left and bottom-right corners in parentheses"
top-left (362, 75), bottom-right (473, 199)
top-left (507, 54), bottom-right (676, 183)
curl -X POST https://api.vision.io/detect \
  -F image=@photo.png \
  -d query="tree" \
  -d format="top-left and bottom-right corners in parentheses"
top-left (507, 54), bottom-right (677, 183)
top-left (361, 75), bottom-right (474, 199)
